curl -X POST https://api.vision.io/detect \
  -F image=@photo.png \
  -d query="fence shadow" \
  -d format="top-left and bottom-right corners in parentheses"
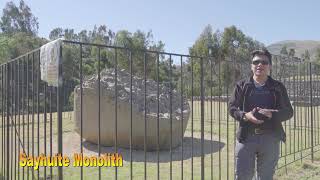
top-left (83, 137), bottom-right (225, 163)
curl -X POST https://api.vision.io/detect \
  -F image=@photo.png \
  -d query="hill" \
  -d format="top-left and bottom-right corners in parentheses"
top-left (267, 40), bottom-right (320, 60)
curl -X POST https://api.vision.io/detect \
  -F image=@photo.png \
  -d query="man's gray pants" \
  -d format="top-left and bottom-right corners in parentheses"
top-left (235, 132), bottom-right (280, 180)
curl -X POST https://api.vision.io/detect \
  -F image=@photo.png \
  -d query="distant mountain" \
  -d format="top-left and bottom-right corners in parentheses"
top-left (267, 40), bottom-right (320, 60)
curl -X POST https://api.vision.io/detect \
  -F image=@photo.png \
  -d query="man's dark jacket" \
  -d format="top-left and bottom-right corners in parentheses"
top-left (228, 76), bottom-right (293, 143)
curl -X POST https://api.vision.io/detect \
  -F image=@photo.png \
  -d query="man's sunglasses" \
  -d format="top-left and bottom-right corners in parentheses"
top-left (252, 60), bottom-right (269, 65)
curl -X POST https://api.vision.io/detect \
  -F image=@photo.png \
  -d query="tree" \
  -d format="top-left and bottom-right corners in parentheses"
top-left (0, 34), bottom-right (10, 63)
top-left (114, 29), bottom-right (166, 80)
top-left (315, 48), bottom-right (320, 65)
top-left (220, 26), bottom-right (264, 83)
top-left (188, 25), bottom-right (264, 95)
top-left (49, 28), bottom-right (63, 40)
top-left (302, 49), bottom-right (311, 60)
top-left (0, 32), bottom-right (46, 63)
top-left (0, 0), bottom-right (39, 35)
top-left (0, 0), bottom-right (43, 63)
top-left (280, 45), bottom-right (288, 56)
top-left (288, 48), bottom-right (295, 57)
top-left (188, 25), bottom-right (219, 95)
top-left (312, 48), bottom-right (320, 75)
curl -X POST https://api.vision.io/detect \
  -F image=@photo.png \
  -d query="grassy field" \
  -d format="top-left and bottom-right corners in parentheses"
top-left (0, 101), bottom-right (320, 179)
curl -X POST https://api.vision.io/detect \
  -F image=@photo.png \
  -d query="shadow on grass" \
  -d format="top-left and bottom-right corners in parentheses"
top-left (83, 137), bottom-right (224, 163)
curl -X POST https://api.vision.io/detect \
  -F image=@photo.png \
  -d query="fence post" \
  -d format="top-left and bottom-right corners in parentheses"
top-left (57, 45), bottom-right (63, 180)
top-left (6, 63), bottom-right (10, 179)
top-left (200, 57), bottom-right (204, 180)
top-left (309, 62), bottom-right (314, 162)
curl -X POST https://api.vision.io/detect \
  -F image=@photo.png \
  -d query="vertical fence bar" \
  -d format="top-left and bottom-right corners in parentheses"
top-left (37, 51), bottom-right (40, 180)
top-left (157, 53), bottom-right (160, 180)
top-left (316, 74), bottom-right (320, 145)
top-left (283, 75), bottom-right (288, 174)
top-left (156, 52), bottom-right (160, 180)
top-left (316, 75), bottom-right (318, 147)
top-left (218, 60), bottom-right (221, 180)
top-left (293, 61), bottom-right (296, 161)
top-left (191, 57), bottom-right (194, 180)
top-left (226, 62), bottom-right (230, 180)
top-left (12, 61), bottom-right (16, 180)
top-left (288, 61), bottom-right (292, 156)
top-left (44, 81), bottom-right (47, 179)
top-left (5, 64), bottom-right (8, 180)
top-left (7, 63), bottom-right (10, 180)
top-left (210, 57), bottom-right (213, 180)
top-left (304, 63), bottom-right (307, 150)
top-left (180, 56), bottom-right (184, 180)
top-left (130, 51), bottom-right (133, 180)
top-left (17, 60), bottom-right (21, 180)
top-left (0, 65), bottom-right (4, 177)
top-left (309, 62), bottom-right (314, 162)
top-left (4, 64), bottom-right (6, 179)
top-left (98, 48), bottom-right (101, 180)
top-left (32, 53), bottom-right (35, 180)
top-left (4, 65), bottom-right (7, 179)
top-left (79, 44), bottom-right (83, 180)
top-left (296, 60), bottom-right (300, 160)
top-left (200, 57), bottom-right (204, 180)
top-left (279, 59), bottom-right (283, 159)
top-left (22, 59), bottom-right (25, 180)
top-left (1, 65), bottom-right (3, 179)
top-left (57, 44), bottom-right (63, 180)
top-left (306, 64), bottom-right (310, 149)
top-left (15, 60), bottom-right (18, 180)
top-left (169, 54), bottom-right (172, 180)
top-left (233, 58), bottom-right (237, 179)
top-left (9, 62), bottom-right (12, 180)
top-left (27, 56), bottom-right (30, 180)
top-left (49, 86), bottom-right (53, 179)
top-left (2, 65), bottom-right (4, 179)
top-left (114, 49), bottom-right (118, 180)
top-left (144, 52), bottom-right (147, 180)
top-left (299, 61), bottom-right (303, 163)
top-left (11, 62), bottom-right (14, 180)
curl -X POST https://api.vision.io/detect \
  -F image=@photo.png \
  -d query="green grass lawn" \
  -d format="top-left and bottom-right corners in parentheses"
top-left (0, 101), bottom-right (320, 179)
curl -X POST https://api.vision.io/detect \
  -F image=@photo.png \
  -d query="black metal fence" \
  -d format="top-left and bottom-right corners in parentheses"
top-left (0, 40), bottom-right (320, 180)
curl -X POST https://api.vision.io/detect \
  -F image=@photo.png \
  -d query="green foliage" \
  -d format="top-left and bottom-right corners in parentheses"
top-left (305, 49), bottom-right (310, 60)
top-left (0, 34), bottom-right (10, 63)
top-left (114, 30), bottom-right (166, 79)
top-left (0, 32), bottom-right (46, 63)
top-left (0, 0), bottom-right (38, 35)
top-left (280, 45), bottom-right (288, 55)
top-left (301, 49), bottom-right (311, 60)
top-left (288, 48), bottom-right (295, 57)
top-left (66, 91), bottom-right (74, 111)
top-left (315, 48), bottom-right (320, 65)
top-left (0, 1), bottom-right (45, 63)
top-left (188, 25), bottom-right (264, 92)
top-left (314, 48), bottom-right (320, 73)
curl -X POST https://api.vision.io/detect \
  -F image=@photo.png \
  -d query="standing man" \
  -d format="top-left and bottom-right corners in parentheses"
top-left (229, 49), bottom-right (293, 180)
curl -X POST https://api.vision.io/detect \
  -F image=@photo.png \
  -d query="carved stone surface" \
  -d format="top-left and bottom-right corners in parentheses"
top-left (74, 69), bottom-right (190, 150)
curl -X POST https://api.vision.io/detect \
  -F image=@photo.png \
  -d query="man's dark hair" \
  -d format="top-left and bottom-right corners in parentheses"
top-left (251, 49), bottom-right (272, 65)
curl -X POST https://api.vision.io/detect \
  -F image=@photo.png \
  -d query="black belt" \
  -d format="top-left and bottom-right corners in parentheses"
top-left (248, 128), bottom-right (273, 135)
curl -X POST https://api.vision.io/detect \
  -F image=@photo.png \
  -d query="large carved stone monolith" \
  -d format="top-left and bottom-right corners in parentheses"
top-left (74, 69), bottom-right (190, 150)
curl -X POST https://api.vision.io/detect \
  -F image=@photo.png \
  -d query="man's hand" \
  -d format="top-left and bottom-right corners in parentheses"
top-left (245, 108), bottom-right (264, 124)
top-left (256, 107), bottom-right (279, 119)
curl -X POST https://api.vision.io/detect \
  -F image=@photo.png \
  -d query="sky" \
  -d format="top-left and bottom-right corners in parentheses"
top-left (1, 0), bottom-right (320, 55)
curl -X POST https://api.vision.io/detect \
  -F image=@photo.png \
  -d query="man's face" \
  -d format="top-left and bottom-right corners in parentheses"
top-left (251, 54), bottom-right (271, 77)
